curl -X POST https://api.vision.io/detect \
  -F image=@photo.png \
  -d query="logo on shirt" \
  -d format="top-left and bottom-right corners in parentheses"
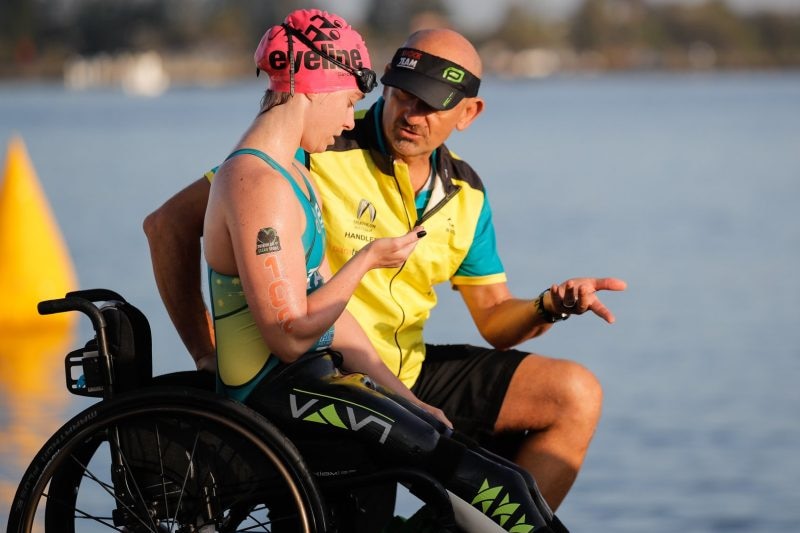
top-left (346, 199), bottom-right (377, 244)
top-left (356, 199), bottom-right (376, 223)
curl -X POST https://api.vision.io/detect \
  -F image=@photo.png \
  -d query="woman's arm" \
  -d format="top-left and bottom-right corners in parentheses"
top-left (210, 159), bottom-right (424, 363)
top-left (331, 308), bottom-right (451, 427)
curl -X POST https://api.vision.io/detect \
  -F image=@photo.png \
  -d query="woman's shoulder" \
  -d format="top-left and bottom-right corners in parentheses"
top-left (213, 159), bottom-right (297, 211)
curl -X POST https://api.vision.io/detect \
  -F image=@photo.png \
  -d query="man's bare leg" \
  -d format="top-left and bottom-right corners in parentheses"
top-left (494, 354), bottom-right (603, 510)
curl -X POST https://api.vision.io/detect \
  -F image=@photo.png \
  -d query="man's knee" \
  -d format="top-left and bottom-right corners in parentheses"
top-left (556, 360), bottom-right (603, 427)
top-left (498, 355), bottom-right (603, 432)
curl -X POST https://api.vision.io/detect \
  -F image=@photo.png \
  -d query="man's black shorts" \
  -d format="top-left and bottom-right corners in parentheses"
top-left (411, 344), bottom-right (528, 446)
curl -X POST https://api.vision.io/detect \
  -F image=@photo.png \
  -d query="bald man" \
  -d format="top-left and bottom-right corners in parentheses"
top-left (145, 28), bottom-right (626, 510)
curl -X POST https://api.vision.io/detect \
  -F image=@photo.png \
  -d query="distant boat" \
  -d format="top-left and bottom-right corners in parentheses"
top-left (64, 51), bottom-right (170, 97)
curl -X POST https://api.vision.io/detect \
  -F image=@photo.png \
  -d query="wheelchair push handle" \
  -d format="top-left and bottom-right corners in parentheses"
top-left (66, 288), bottom-right (126, 303)
top-left (38, 295), bottom-right (107, 332)
top-left (38, 288), bottom-right (129, 329)
top-left (38, 292), bottom-right (114, 370)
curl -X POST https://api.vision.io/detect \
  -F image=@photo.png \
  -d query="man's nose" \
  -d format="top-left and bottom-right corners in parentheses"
top-left (403, 96), bottom-right (431, 121)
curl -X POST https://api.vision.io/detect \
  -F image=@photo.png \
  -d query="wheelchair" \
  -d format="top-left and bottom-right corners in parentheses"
top-left (6, 289), bottom-right (567, 533)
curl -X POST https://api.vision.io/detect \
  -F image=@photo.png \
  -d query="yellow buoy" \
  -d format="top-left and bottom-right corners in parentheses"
top-left (0, 136), bottom-right (79, 477)
top-left (0, 135), bottom-right (78, 331)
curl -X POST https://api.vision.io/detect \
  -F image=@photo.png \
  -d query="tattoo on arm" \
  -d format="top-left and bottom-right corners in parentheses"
top-left (256, 227), bottom-right (281, 255)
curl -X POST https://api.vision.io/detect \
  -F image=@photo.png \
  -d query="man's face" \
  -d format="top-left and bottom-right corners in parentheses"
top-left (381, 86), bottom-right (466, 161)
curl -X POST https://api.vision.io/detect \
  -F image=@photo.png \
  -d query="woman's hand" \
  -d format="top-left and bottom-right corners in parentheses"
top-left (415, 399), bottom-right (452, 429)
top-left (362, 226), bottom-right (426, 268)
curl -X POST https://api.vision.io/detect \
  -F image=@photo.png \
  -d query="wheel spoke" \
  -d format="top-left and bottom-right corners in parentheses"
top-left (9, 390), bottom-right (322, 533)
top-left (42, 491), bottom-right (122, 531)
top-left (70, 454), bottom-right (158, 532)
top-left (168, 429), bottom-right (201, 529)
top-left (154, 423), bottom-right (174, 533)
top-left (117, 427), bottom-right (167, 532)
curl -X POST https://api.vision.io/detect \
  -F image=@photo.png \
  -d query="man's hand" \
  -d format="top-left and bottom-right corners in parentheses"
top-left (548, 277), bottom-right (627, 323)
top-left (195, 352), bottom-right (217, 372)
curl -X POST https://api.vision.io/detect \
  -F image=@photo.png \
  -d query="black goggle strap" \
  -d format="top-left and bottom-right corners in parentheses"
top-left (281, 23), bottom-right (376, 94)
top-left (286, 25), bottom-right (295, 96)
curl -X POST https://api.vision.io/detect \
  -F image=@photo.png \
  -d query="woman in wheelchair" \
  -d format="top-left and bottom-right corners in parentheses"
top-left (203, 8), bottom-right (446, 425)
top-left (8, 9), bottom-right (566, 533)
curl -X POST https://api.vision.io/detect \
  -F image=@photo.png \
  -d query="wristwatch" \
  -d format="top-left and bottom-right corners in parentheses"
top-left (536, 289), bottom-right (569, 323)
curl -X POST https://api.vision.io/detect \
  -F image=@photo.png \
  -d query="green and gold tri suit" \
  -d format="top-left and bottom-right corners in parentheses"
top-left (209, 148), bottom-right (331, 402)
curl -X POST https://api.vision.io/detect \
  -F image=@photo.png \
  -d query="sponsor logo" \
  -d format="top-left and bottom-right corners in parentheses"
top-left (356, 199), bottom-right (377, 223)
top-left (289, 391), bottom-right (394, 444)
top-left (330, 243), bottom-right (358, 258)
top-left (270, 14), bottom-right (367, 72)
top-left (400, 49), bottom-right (423, 60)
top-left (268, 45), bottom-right (365, 73)
top-left (442, 91), bottom-right (455, 108)
top-left (442, 66), bottom-right (465, 83)
top-left (396, 56), bottom-right (418, 70)
top-left (256, 227), bottom-right (281, 255)
top-left (303, 13), bottom-right (344, 42)
top-left (347, 199), bottom-right (377, 240)
top-left (471, 479), bottom-right (535, 532)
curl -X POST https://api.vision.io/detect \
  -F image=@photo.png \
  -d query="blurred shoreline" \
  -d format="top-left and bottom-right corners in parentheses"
top-left (4, 44), bottom-right (799, 98)
top-left (2, 0), bottom-right (799, 95)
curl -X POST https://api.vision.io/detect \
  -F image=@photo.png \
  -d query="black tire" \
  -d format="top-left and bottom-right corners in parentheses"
top-left (7, 387), bottom-right (328, 533)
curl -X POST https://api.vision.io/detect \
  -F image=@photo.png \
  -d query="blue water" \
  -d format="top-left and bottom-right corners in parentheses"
top-left (1, 72), bottom-right (799, 531)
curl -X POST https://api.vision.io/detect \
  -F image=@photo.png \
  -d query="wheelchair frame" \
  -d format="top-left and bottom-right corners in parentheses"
top-left (6, 289), bottom-right (459, 533)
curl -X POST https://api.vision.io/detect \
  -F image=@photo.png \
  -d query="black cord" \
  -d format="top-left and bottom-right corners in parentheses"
top-left (286, 28), bottom-right (295, 96)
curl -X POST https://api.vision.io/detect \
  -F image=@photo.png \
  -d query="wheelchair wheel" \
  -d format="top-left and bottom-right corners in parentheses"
top-left (7, 387), bottom-right (328, 533)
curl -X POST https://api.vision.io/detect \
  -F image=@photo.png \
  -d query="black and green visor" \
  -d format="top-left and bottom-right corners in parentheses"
top-left (381, 47), bottom-right (481, 110)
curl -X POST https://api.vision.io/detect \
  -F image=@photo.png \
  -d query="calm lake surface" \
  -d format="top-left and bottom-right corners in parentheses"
top-left (1, 72), bottom-right (799, 531)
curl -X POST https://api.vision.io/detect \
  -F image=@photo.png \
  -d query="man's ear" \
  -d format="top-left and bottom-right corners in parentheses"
top-left (456, 97), bottom-right (484, 131)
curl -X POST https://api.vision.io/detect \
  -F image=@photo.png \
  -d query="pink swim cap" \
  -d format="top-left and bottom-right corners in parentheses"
top-left (254, 9), bottom-right (372, 94)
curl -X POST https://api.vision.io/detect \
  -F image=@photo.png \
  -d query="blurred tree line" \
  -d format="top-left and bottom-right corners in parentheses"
top-left (1, 0), bottom-right (798, 79)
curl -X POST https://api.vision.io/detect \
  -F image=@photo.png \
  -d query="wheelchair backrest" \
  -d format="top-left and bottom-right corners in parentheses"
top-left (102, 299), bottom-right (152, 393)
top-left (64, 294), bottom-right (153, 397)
